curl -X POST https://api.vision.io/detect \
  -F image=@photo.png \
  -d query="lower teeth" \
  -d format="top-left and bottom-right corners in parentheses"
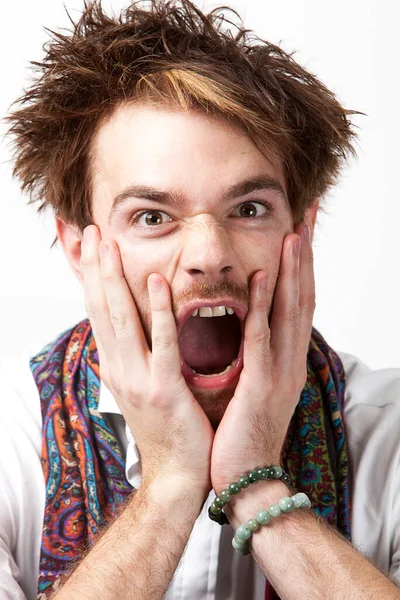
top-left (189, 358), bottom-right (237, 377)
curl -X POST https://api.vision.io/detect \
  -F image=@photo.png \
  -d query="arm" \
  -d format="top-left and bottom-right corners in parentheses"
top-left (51, 227), bottom-right (214, 598)
top-left (53, 476), bottom-right (205, 600)
top-left (227, 480), bottom-right (400, 600)
top-left (211, 220), bottom-right (400, 599)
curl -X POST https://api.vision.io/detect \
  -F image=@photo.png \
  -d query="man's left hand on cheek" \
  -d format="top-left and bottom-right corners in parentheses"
top-left (210, 221), bottom-right (316, 495)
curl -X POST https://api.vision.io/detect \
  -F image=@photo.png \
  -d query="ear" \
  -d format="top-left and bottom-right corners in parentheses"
top-left (303, 198), bottom-right (320, 242)
top-left (55, 218), bottom-right (84, 283)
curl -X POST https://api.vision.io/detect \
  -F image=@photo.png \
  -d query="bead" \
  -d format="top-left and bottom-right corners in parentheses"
top-left (236, 525), bottom-right (252, 541)
top-left (233, 535), bottom-right (247, 546)
top-left (238, 475), bottom-right (250, 489)
top-left (232, 537), bottom-right (250, 555)
top-left (209, 502), bottom-right (222, 515)
top-left (246, 518), bottom-right (259, 532)
top-left (208, 508), bottom-right (223, 522)
top-left (268, 504), bottom-right (281, 517)
top-left (296, 492), bottom-right (309, 508)
top-left (257, 468), bottom-right (269, 480)
top-left (248, 470), bottom-right (259, 483)
top-left (228, 482), bottom-right (241, 495)
top-left (279, 497), bottom-right (295, 513)
top-left (266, 467), bottom-right (276, 478)
top-left (292, 493), bottom-right (304, 508)
top-left (256, 509), bottom-right (271, 525)
top-left (219, 489), bottom-right (232, 503)
top-left (273, 466), bottom-right (283, 479)
top-left (281, 473), bottom-right (291, 485)
top-left (208, 506), bottom-right (229, 524)
top-left (214, 496), bottom-right (227, 508)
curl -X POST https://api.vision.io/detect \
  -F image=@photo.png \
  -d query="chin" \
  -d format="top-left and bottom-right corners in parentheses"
top-left (189, 383), bottom-right (236, 431)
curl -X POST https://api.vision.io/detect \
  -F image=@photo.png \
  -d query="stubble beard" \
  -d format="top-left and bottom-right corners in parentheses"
top-left (189, 384), bottom-right (236, 431)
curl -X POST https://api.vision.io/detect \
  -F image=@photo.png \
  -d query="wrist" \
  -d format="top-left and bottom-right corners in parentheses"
top-left (224, 480), bottom-right (292, 528)
top-left (226, 484), bottom-right (314, 562)
top-left (143, 473), bottom-right (210, 508)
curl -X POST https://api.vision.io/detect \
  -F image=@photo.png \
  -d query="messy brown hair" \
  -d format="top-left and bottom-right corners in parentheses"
top-left (6, 0), bottom-right (359, 247)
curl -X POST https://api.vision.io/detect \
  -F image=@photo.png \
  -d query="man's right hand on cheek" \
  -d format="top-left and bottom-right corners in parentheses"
top-left (80, 224), bottom-right (214, 497)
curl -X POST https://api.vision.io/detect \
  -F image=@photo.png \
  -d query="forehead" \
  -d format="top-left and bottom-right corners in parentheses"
top-left (91, 104), bottom-right (287, 208)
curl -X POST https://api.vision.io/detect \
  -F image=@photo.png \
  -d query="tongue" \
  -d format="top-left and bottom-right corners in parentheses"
top-left (178, 315), bottom-right (240, 374)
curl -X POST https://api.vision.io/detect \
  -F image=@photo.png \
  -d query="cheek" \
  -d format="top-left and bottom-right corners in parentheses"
top-left (118, 232), bottom-right (184, 299)
top-left (119, 231), bottom-right (178, 268)
top-left (244, 233), bottom-right (283, 313)
top-left (118, 238), bottom-right (182, 348)
top-left (242, 230), bottom-right (284, 274)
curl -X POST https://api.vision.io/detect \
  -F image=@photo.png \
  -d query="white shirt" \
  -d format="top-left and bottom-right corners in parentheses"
top-left (0, 349), bottom-right (400, 600)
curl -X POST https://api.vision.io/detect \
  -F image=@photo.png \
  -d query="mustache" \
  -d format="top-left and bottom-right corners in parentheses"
top-left (172, 279), bottom-right (250, 315)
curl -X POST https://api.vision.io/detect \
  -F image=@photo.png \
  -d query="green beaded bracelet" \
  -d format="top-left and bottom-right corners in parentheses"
top-left (208, 466), bottom-right (292, 526)
top-left (232, 492), bottom-right (311, 555)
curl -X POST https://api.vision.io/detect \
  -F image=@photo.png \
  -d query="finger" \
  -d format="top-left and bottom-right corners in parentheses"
top-left (99, 238), bottom-right (149, 370)
top-left (269, 233), bottom-right (301, 370)
top-left (295, 223), bottom-right (316, 372)
top-left (241, 270), bottom-right (271, 382)
top-left (80, 225), bottom-right (117, 364)
top-left (148, 274), bottom-right (184, 387)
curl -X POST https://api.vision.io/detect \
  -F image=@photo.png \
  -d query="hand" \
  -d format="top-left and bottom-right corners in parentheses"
top-left (210, 222), bottom-right (315, 494)
top-left (80, 225), bottom-right (214, 493)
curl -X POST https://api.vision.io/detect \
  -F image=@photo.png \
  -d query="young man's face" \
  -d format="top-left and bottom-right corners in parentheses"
top-left (62, 104), bottom-right (312, 426)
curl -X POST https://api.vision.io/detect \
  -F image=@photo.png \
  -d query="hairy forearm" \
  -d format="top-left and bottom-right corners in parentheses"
top-left (53, 478), bottom-right (206, 600)
top-left (227, 481), bottom-right (400, 600)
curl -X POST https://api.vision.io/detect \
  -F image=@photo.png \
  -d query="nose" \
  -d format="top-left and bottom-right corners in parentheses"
top-left (180, 219), bottom-right (234, 280)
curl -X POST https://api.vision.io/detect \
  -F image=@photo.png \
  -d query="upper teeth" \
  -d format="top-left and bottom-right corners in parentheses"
top-left (191, 306), bottom-right (235, 317)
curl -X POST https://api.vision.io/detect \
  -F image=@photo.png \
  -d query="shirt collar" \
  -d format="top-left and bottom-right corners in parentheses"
top-left (98, 379), bottom-right (143, 488)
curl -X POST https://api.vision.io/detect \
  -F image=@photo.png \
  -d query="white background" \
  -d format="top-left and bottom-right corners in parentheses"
top-left (0, 0), bottom-right (399, 369)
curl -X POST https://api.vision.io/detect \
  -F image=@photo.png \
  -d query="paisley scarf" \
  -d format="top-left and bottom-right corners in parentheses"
top-left (30, 318), bottom-right (351, 599)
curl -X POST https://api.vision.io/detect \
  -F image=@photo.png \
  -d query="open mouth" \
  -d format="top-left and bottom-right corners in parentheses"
top-left (178, 304), bottom-right (245, 390)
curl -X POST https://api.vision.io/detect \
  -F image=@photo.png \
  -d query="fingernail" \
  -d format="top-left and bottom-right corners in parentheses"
top-left (99, 242), bottom-right (109, 258)
top-left (259, 277), bottom-right (268, 291)
top-left (292, 237), bottom-right (301, 257)
top-left (149, 276), bottom-right (162, 292)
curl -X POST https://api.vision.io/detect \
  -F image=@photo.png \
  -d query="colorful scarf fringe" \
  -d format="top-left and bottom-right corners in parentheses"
top-left (30, 318), bottom-right (351, 599)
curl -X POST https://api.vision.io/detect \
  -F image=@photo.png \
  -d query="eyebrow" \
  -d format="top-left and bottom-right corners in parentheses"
top-left (108, 175), bottom-right (288, 224)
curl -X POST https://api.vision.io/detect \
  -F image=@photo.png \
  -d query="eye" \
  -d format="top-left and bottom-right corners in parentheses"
top-left (131, 210), bottom-right (173, 227)
top-left (232, 201), bottom-right (272, 219)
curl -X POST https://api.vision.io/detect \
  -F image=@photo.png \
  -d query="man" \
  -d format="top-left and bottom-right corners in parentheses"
top-left (1, 0), bottom-right (400, 598)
